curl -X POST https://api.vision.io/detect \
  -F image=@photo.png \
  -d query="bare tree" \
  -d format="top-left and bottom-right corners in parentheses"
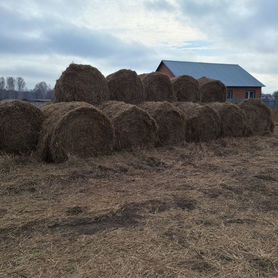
top-left (6, 77), bottom-right (15, 91)
top-left (33, 81), bottom-right (50, 99)
top-left (0, 77), bottom-right (5, 90)
top-left (16, 77), bottom-right (26, 91)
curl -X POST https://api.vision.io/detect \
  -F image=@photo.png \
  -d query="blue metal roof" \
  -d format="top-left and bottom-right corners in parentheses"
top-left (158, 60), bottom-right (265, 87)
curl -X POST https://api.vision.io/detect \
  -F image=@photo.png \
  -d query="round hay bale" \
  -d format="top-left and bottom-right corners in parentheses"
top-left (174, 102), bottom-right (221, 142)
top-left (100, 101), bottom-right (158, 150)
top-left (139, 101), bottom-right (185, 145)
top-left (239, 99), bottom-right (274, 135)
top-left (106, 69), bottom-right (144, 104)
top-left (139, 72), bottom-right (175, 102)
top-left (37, 102), bottom-right (114, 162)
top-left (208, 102), bottom-right (249, 137)
top-left (198, 77), bottom-right (226, 103)
top-left (0, 101), bottom-right (44, 154)
top-left (54, 63), bottom-right (109, 105)
top-left (171, 75), bottom-right (200, 102)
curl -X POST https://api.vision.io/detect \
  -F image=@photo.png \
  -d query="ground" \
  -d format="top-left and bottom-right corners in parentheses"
top-left (0, 129), bottom-right (277, 277)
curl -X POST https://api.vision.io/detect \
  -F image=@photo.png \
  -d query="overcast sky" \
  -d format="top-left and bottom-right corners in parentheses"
top-left (0, 0), bottom-right (277, 93)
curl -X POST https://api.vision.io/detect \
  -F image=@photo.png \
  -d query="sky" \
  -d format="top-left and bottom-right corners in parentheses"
top-left (0, 0), bottom-right (277, 93)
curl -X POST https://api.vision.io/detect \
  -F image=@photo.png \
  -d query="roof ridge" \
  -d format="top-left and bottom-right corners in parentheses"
top-left (162, 60), bottom-right (239, 66)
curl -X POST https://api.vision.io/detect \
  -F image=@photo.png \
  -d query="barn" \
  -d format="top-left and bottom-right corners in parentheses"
top-left (156, 60), bottom-right (265, 103)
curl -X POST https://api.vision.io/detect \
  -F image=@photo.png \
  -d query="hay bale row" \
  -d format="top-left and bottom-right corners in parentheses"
top-left (174, 102), bottom-right (221, 142)
top-left (106, 69), bottom-right (144, 104)
top-left (139, 72), bottom-right (175, 102)
top-left (139, 102), bottom-right (185, 145)
top-left (171, 75), bottom-right (200, 102)
top-left (239, 99), bottom-right (274, 135)
top-left (54, 64), bottom-right (110, 105)
top-left (0, 99), bottom-right (274, 162)
top-left (198, 77), bottom-right (226, 103)
top-left (0, 101), bottom-right (44, 154)
top-left (37, 102), bottom-right (114, 163)
top-left (100, 101), bottom-right (158, 150)
top-left (208, 102), bottom-right (250, 137)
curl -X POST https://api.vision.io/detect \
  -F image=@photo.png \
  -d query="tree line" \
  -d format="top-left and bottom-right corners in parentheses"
top-left (0, 76), bottom-right (54, 100)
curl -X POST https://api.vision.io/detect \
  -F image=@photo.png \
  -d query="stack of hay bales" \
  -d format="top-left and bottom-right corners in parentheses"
top-left (171, 75), bottom-right (200, 102)
top-left (239, 100), bottom-right (274, 135)
top-left (54, 63), bottom-right (110, 105)
top-left (106, 69), bottom-right (144, 104)
top-left (100, 101), bottom-right (158, 150)
top-left (174, 102), bottom-right (221, 142)
top-left (37, 102), bottom-right (114, 162)
top-left (208, 102), bottom-right (250, 137)
top-left (0, 101), bottom-right (44, 154)
top-left (139, 102), bottom-right (185, 145)
top-left (198, 77), bottom-right (226, 103)
top-left (140, 72), bottom-right (175, 102)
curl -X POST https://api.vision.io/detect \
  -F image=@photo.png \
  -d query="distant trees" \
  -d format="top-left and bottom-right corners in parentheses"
top-left (0, 77), bottom-right (5, 90)
top-left (272, 91), bottom-right (278, 98)
top-left (16, 77), bottom-right (26, 91)
top-left (0, 76), bottom-right (54, 100)
top-left (6, 77), bottom-right (16, 91)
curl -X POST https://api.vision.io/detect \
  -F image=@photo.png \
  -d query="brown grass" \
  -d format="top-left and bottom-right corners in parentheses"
top-left (0, 132), bottom-right (277, 277)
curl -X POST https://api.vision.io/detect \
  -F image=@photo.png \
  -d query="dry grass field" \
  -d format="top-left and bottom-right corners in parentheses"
top-left (0, 128), bottom-right (277, 277)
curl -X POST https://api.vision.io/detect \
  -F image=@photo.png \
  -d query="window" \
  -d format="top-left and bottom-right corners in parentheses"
top-left (245, 91), bottom-right (256, 99)
top-left (227, 89), bottom-right (233, 99)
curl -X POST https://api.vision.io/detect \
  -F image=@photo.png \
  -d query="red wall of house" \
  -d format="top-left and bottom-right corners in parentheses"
top-left (157, 63), bottom-right (175, 78)
top-left (228, 87), bottom-right (261, 100)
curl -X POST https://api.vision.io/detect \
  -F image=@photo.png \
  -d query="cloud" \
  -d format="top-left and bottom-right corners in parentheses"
top-left (0, 0), bottom-right (276, 93)
top-left (143, 0), bottom-right (176, 11)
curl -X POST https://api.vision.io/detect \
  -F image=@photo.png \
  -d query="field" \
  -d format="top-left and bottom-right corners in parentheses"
top-left (0, 129), bottom-right (277, 277)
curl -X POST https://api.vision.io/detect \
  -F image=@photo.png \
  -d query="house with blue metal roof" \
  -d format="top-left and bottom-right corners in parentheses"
top-left (156, 60), bottom-right (264, 102)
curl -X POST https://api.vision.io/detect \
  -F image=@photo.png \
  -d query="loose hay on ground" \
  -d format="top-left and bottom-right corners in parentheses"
top-left (37, 102), bottom-right (114, 162)
top-left (139, 101), bottom-right (185, 145)
top-left (0, 101), bottom-right (44, 154)
top-left (100, 101), bottom-right (158, 150)
top-left (198, 77), bottom-right (226, 103)
top-left (106, 69), bottom-right (144, 104)
top-left (174, 102), bottom-right (221, 142)
top-left (239, 99), bottom-right (274, 135)
top-left (139, 72), bottom-right (175, 102)
top-left (54, 63), bottom-right (109, 105)
top-left (208, 102), bottom-right (250, 137)
top-left (171, 75), bottom-right (200, 102)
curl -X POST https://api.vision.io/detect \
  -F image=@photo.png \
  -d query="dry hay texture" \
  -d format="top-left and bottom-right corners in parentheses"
top-left (0, 101), bottom-right (44, 154)
top-left (100, 101), bottom-right (158, 150)
top-left (239, 99), bottom-right (274, 135)
top-left (106, 69), bottom-right (144, 104)
top-left (174, 102), bottom-right (221, 142)
top-left (54, 63), bottom-right (110, 105)
top-left (139, 72), bottom-right (175, 102)
top-left (198, 77), bottom-right (227, 103)
top-left (171, 75), bottom-right (200, 102)
top-left (208, 102), bottom-right (250, 137)
top-left (139, 101), bottom-right (185, 145)
top-left (37, 102), bottom-right (114, 163)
